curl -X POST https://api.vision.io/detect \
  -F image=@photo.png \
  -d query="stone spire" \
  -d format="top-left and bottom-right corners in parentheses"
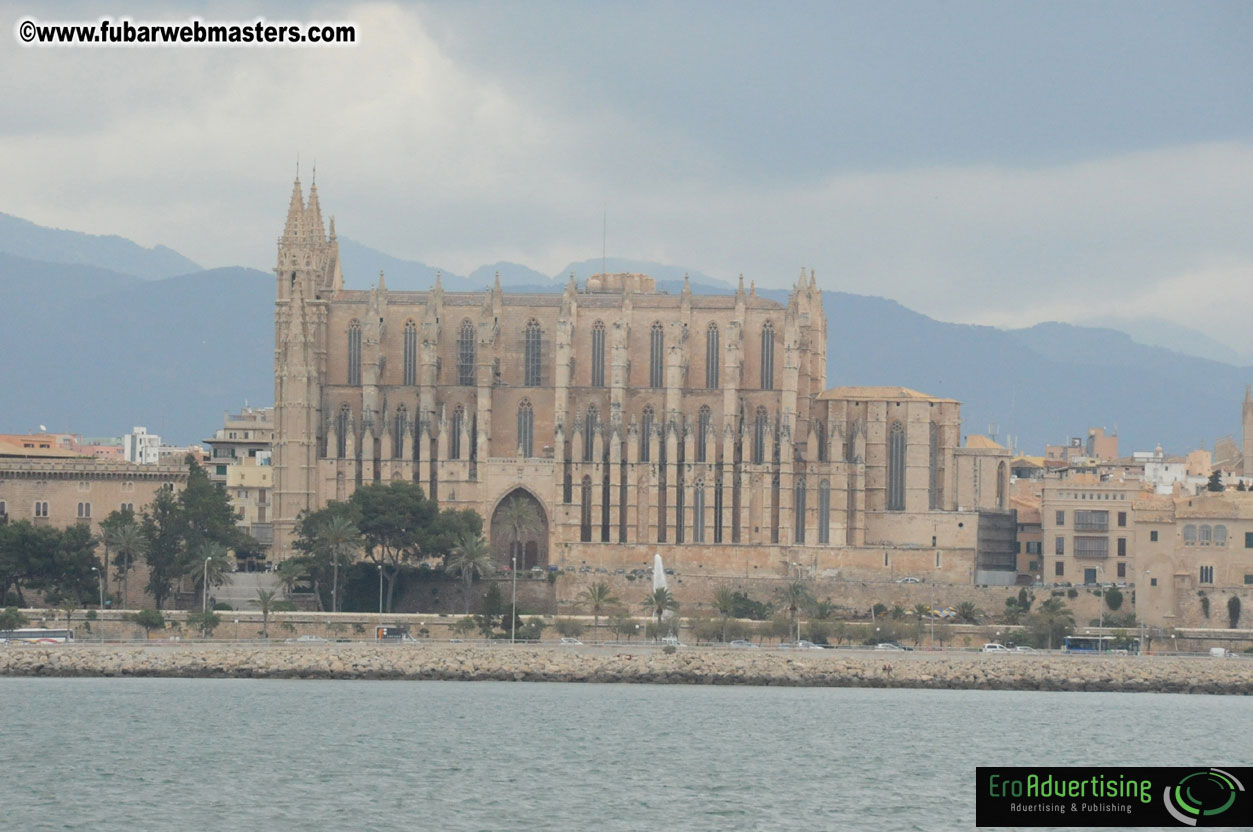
top-left (809, 268), bottom-right (816, 290)
top-left (306, 174), bottom-right (325, 243)
top-left (328, 215), bottom-right (337, 241)
top-left (735, 273), bottom-right (746, 303)
top-left (377, 269), bottom-right (386, 292)
top-left (282, 176), bottom-right (304, 240)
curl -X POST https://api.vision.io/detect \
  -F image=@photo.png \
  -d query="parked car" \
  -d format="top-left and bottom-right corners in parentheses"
top-left (874, 642), bottom-right (906, 651)
top-left (793, 640), bottom-right (825, 650)
top-left (1014, 646), bottom-right (1036, 653)
top-left (728, 640), bottom-right (758, 649)
top-left (982, 643), bottom-right (1011, 653)
top-left (285, 635), bottom-right (328, 644)
top-left (560, 637), bottom-right (583, 646)
top-left (895, 577), bottom-right (922, 583)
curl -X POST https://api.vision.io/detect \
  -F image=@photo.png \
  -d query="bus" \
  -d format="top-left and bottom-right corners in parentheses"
top-left (0, 628), bottom-right (76, 644)
top-left (1064, 635), bottom-right (1138, 654)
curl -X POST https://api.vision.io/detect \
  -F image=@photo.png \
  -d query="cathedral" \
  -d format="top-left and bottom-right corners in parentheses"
top-left (272, 178), bottom-right (1015, 581)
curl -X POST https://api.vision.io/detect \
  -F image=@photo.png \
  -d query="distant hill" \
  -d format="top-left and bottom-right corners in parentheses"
top-left (2, 212), bottom-right (1251, 453)
top-left (0, 211), bottom-right (200, 279)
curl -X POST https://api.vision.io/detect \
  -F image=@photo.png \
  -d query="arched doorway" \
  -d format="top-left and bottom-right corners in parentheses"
top-left (490, 488), bottom-right (549, 571)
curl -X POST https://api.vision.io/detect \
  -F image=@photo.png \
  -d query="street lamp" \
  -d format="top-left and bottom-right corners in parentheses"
top-left (234, 618), bottom-right (239, 641)
top-left (377, 563), bottom-right (383, 617)
top-left (511, 545), bottom-right (518, 645)
top-left (91, 566), bottom-right (104, 643)
top-left (202, 556), bottom-right (213, 639)
top-left (1140, 569), bottom-right (1150, 655)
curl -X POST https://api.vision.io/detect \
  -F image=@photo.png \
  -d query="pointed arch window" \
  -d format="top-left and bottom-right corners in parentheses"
top-left (347, 320), bottom-right (362, 385)
top-left (818, 480), bottom-right (831, 544)
top-left (591, 320), bottom-right (606, 387)
top-left (697, 405), bottom-right (712, 463)
top-left (693, 477), bottom-right (706, 542)
top-left (760, 321), bottom-right (774, 390)
top-left (753, 406), bottom-right (768, 464)
top-left (888, 421), bottom-right (906, 511)
top-left (649, 321), bottom-right (664, 388)
top-left (794, 477), bottom-right (807, 544)
top-left (394, 405), bottom-right (408, 459)
top-left (705, 323), bottom-right (719, 389)
top-left (580, 475), bottom-right (593, 541)
top-left (450, 406), bottom-right (464, 460)
top-left (816, 421), bottom-right (828, 462)
top-left (640, 406), bottom-right (654, 462)
top-left (524, 319), bottom-right (542, 386)
top-left (403, 320), bottom-right (418, 386)
top-left (457, 321), bottom-right (475, 386)
top-left (336, 404), bottom-right (350, 458)
top-left (517, 399), bottom-right (534, 458)
top-left (583, 406), bottom-right (598, 462)
top-left (929, 422), bottom-right (941, 509)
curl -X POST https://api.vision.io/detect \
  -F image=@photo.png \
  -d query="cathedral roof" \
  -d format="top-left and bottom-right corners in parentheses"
top-left (818, 386), bottom-right (957, 403)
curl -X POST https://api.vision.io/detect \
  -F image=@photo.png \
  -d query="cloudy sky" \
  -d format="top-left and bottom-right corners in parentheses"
top-left (5, 1), bottom-right (1253, 349)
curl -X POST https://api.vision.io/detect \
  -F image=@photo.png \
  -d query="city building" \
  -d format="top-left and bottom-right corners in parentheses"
top-left (122, 426), bottom-right (162, 464)
top-left (270, 177), bottom-right (1014, 583)
top-left (1041, 474), bottom-right (1145, 585)
top-left (205, 406), bottom-right (275, 561)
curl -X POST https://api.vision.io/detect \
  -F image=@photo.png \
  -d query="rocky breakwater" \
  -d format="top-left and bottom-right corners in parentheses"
top-left (1, 645), bottom-right (1250, 694)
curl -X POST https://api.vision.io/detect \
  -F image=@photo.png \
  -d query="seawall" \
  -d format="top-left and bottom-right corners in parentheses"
top-left (2, 644), bottom-right (1250, 694)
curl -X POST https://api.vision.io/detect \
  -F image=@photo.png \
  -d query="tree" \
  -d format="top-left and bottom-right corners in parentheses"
top-left (132, 609), bottom-right (165, 639)
top-left (452, 617), bottom-right (477, 636)
top-left (103, 517), bottom-right (145, 609)
top-left (712, 587), bottom-right (738, 642)
top-left (140, 488), bottom-right (188, 610)
top-left (554, 618), bottom-right (585, 638)
top-left (579, 582), bottom-right (619, 643)
top-left (1103, 587), bottom-right (1124, 611)
top-left (445, 533), bottom-right (494, 614)
top-left (293, 504), bottom-right (363, 612)
top-left (1028, 597), bottom-right (1075, 650)
top-left (349, 481), bottom-right (437, 612)
top-left (775, 580), bottom-right (813, 642)
top-left (641, 587), bottom-right (679, 636)
top-left (809, 599), bottom-right (836, 621)
top-left (191, 542), bottom-right (234, 612)
top-left (954, 601), bottom-right (983, 624)
top-left (0, 606), bottom-right (29, 630)
top-left (610, 612), bottom-right (637, 641)
top-left (1228, 596), bottom-right (1242, 629)
top-left (318, 513), bottom-right (361, 613)
top-left (180, 455), bottom-right (246, 554)
top-left (275, 558), bottom-right (304, 599)
top-left (255, 588), bottom-right (277, 639)
top-left (497, 494), bottom-right (542, 570)
top-left (1207, 470), bottom-right (1224, 492)
top-left (187, 610), bottom-right (222, 639)
top-left (912, 603), bottom-right (932, 642)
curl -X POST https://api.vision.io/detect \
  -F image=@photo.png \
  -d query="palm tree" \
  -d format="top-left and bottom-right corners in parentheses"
top-left (316, 514), bottom-right (361, 613)
top-left (497, 495), bottom-right (541, 571)
top-left (712, 587), bottom-right (738, 642)
top-left (809, 599), bottom-right (836, 621)
top-left (954, 601), bottom-right (983, 624)
top-left (445, 533), bottom-right (494, 614)
top-left (191, 542), bottom-right (234, 610)
top-left (579, 582), bottom-right (619, 643)
top-left (107, 522), bottom-right (145, 609)
top-left (275, 558), bottom-right (303, 599)
top-left (776, 581), bottom-right (812, 642)
top-left (642, 587), bottom-right (679, 637)
top-left (1033, 597), bottom-right (1075, 650)
top-left (255, 588), bottom-right (277, 640)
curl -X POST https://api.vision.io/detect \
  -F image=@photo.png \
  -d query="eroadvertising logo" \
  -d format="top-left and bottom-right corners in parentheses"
top-left (975, 767), bottom-right (1249, 827)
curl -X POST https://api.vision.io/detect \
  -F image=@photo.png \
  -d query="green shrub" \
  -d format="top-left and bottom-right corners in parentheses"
top-left (1201, 596), bottom-right (1211, 619)
top-left (1066, 589), bottom-right (1078, 599)
top-left (662, 644), bottom-right (677, 655)
top-left (212, 602), bottom-right (233, 611)
top-left (1103, 588), bottom-right (1124, 611)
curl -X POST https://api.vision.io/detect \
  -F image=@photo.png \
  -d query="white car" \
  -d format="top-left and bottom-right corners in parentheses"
top-left (895, 577), bottom-right (922, 583)
top-left (1014, 646), bottom-right (1036, 653)
top-left (559, 637), bottom-right (583, 646)
top-left (982, 643), bottom-right (1010, 653)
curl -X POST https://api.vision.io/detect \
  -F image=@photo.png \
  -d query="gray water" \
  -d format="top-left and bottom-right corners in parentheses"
top-left (3, 679), bottom-right (1251, 831)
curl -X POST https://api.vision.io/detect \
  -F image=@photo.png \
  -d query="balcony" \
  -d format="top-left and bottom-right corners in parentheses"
top-left (1073, 520), bottom-right (1109, 532)
top-left (1073, 536), bottom-right (1109, 559)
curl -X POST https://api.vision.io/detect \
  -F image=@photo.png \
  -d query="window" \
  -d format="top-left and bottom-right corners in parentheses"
top-left (705, 324), bottom-right (719, 389)
top-left (752, 407), bottom-right (768, 464)
top-left (887, 421), bottom-right (905, 511)
top-left (1074, 537), bottom-right (1108, 558)
top-left (1055, 536), bottom-right (1065, 555)
top-left (1055, 561), bottom-right (1064, 577)
top-left (1246, 531), bottom-right (1253, 549)
top-left (77, 502), bottom-right (91, 519)
top-left (1074, 510), bottom-right (1108, 531)
top-left (818, 480), bottom-right (831, 544)
top-left (640, 406), bottom-right (654, 462)
top-left (1245, 574), bottom-right (1253, 585)
top-left (34, 501), bottom-right (49, 518)
top-left (403, 320), bottom-right (418, 385)
top-left (1200, 565), bottom-right (1214, 584)
top-left (649, 322), bottom-right (664, 388)
top-left (760, 321), bottom-right (774, 390)
top-left (336, 405), bottom-right (350, 457)
top-left (1150, 530), bottom-right (1158, 542)
top-left (794, 478), bottom-right (806, 544)
top-left (458, 321), bottom-right (475, 386)
top-left (591, 321), bottom-right (605, 387)
top-left (1150, 577), bottom-right (1157, 586)
top-left (347, 320), bottom-right (362, 385)
top-left (1117, 511), bottom-right (1126, 528)
top-left (393, 405), bottom-right (408, 458)
top-left (928, 422), bottom-right (939, 508)
top-left (692, 479), bottom-right (706, 543)
top-left (517, 400), bottom-right (534, 458)
top-left (1183, 524), bottom-right (1196, 545)
top-left (450, 406), bottom-right (464, 460)
top-left (1117, 537), bottom-right (1126, 556)
top-left (1199, 525), bottom-right (1212, 546)
top-left (1055, 511), bottom-right (1065, 526)
top-left (1214, 525), bottom-right (1227, 547)
top-left (583, 406), bottom-right (598, 462)
top-left (817, 421), bottom-right (828, 463)
top-left (1117, 562), bottom-right (1126, 579)
top-left (216, 465), bottom-right (227, 476)
top-left (580, 476), bottom-right (593, 542)
top-left (697, 406), bottom-right (711, 463)
top-left (1026, 541), bottom-right (1042, 555)
top-left (524, 319), bottom-right (542, 386)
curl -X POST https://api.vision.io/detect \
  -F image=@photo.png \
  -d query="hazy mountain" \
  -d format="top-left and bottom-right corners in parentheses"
top-left (336, 237), bottom-right (473, 292)
top-left (555, 257), bottom-right (732, 291)
top-left (1076, 315), bottom-right (1251, 365)
top-left (469, 261), bottom-right (555, 289)
top-left (0, 211), bottom-right (200, 279)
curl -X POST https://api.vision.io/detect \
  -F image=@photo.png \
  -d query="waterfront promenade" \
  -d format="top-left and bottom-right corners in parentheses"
top-left (1, 643), bottom-right (1250, 694)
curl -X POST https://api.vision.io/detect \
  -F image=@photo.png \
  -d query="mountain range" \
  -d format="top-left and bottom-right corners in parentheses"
top-left (0, 215), bottom-right (1248, 454)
